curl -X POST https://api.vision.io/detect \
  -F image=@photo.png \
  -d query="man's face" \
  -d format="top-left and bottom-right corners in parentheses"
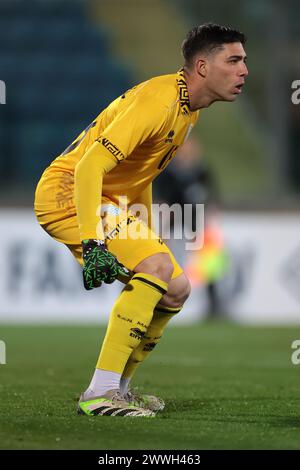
top-left (204, 42), bottom-right (248, 101)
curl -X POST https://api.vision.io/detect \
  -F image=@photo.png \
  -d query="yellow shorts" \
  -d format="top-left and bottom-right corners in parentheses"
top-left (34, 191), bottom-right (183, 280)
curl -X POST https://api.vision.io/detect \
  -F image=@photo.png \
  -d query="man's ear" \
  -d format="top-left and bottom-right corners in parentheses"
top-left (195, 57), bottom-right (207, 78)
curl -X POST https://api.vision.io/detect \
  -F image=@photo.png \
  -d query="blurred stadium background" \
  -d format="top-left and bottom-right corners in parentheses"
top-left (0, 0), bottom-right (299, 324)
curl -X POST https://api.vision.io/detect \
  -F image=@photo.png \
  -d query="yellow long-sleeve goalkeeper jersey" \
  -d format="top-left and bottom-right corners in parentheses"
top-left (36, 69), bottom-right (199, 240)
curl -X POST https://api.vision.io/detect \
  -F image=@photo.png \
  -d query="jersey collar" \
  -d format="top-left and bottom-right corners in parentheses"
top-left (176, 68), bottom-right (191, 116)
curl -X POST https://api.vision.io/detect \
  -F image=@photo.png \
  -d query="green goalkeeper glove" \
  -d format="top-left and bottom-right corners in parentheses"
top-left (82, 239), bottom-right (131, 290)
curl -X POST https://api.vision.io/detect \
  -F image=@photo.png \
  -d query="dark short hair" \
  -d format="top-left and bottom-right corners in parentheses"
top-left (182, 23), bottom-right (246, 67)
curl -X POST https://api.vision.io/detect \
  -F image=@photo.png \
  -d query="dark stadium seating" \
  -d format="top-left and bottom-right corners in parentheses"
top-left (0, 0), bottom-right (132, 186)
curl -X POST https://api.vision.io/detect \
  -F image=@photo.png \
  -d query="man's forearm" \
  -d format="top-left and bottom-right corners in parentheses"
top-left (74, 141), bottom-right (118, 241)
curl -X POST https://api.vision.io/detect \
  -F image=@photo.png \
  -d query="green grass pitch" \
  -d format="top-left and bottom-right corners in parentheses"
top-left (0, 322), bottom-right (300, 449)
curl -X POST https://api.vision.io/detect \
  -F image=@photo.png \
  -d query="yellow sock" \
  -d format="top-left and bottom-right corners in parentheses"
top-left (122, 304), bottom-right (182, 380)
top-left (96, 274), bottom-right (168, 374)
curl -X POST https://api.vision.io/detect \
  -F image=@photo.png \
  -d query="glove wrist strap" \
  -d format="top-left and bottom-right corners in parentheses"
top-left (82, 239), bottom-right (105, 248)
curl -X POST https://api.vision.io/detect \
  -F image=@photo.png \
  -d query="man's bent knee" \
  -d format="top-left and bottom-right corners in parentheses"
top-left (134, 253), bottom-right (174, 283)
top-left (160, 273), bottom-right (191, 308)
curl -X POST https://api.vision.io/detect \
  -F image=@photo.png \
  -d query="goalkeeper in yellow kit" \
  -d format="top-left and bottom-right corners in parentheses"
top-left (34, 24), bottom-right (248, 417)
